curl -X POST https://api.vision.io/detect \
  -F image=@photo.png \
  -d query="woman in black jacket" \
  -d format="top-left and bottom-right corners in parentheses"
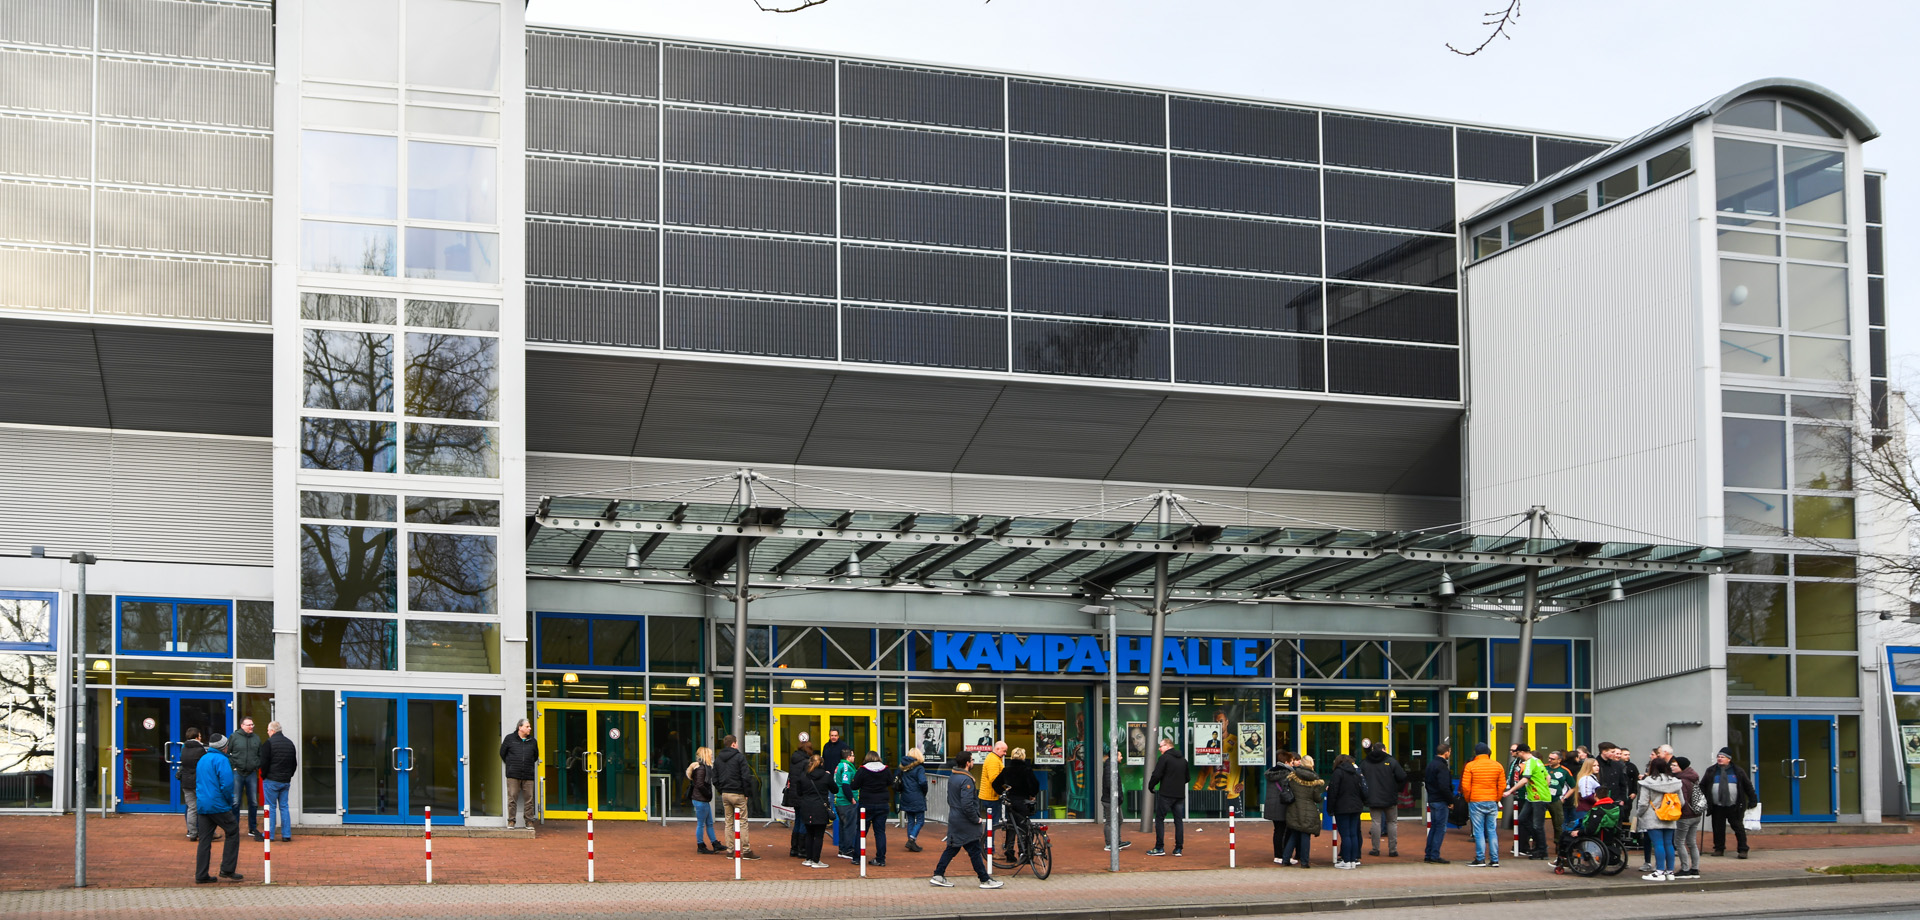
top-left (796, 754), bottom-right (833, 868)
top-left (688, 746), bottom-right (718, 853)
top-left (1325, 754), bottom-right (1368, 869)
top-left (848, 750), bottom-right (896, 866)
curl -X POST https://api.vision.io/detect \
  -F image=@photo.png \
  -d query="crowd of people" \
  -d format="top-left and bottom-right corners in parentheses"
top-left (174, 718), bottom-right (298, 883)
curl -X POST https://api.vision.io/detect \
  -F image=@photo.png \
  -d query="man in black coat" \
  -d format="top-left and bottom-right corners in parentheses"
top-left (180, 727), bottom-right (207, 841)
top-left (930, 754), bottom-right (998, 888)
top-left (1701, 747), bottom-right (1758, 857)
top-left (820, 729), bottom-right (847, 776)
top-left (499, 718), bottom-right (539, 829)
top-left (261, 721), bottom-right (297, 842)
top-left (1421, 741), bottom-right (1453, 864)
top-left (711, 735), bottom-right (760, 859)
top-left (1358, 740), bottom-right (1408, 857)
top-left (1146, 737), bottom-right (1188, 857)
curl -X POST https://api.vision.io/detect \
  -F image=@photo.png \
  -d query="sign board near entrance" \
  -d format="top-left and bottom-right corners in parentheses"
top-left (929, 631), bottom-right (1263, 676)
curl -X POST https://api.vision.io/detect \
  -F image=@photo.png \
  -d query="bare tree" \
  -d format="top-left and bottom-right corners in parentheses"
top-left (1777, 384), bottom-right (1919, 615)
top-left (1447, 0), bottom-right (1522, 56)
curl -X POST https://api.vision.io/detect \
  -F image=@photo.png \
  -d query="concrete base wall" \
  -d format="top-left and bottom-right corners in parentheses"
top-left (1595, 669), bottom-right (1721, 760)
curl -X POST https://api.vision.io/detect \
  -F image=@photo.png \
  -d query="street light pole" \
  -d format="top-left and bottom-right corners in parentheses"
top-left (70, 551), bottom-right (97, 888)
top-left (1507, 507), bottom-right (1546, 755)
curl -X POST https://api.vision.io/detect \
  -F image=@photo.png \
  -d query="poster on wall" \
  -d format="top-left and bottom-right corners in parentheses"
top-left (1237, 722), bottom-right (1268, 766)
top-left (964, 718), bottom-right (996, 763)
top-left (1903, 725), bottom-right (1920, 766)
top-left (1192, 722), bottom-right (1225, 766)
top-left (1034, 720), bottom-right (1066, 765)
top-left (916, 719), bottom-right (948, 764)
top-left (1126, 721), bottom-right (1149, 765)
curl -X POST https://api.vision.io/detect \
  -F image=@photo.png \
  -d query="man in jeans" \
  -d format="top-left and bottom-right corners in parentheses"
top-left (1503, 744), bottom-right (1550, 860)
top-left (179, 727), bottom-right (207, 841)
top-left (228, 718), bottom-right (264, 840)
top-left (499, 718), bottom-right (539, 829)
top-left (711, 734), bottom-right (760, 859)
top-left (1421, 741), bottom-right (1453, 864)
top-left (260, 721), bottom-right (298, 842)
top-left (1461, 742), bottom-right (1505, 867)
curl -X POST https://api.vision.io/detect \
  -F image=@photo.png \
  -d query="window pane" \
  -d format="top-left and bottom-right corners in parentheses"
top-left (1787, 263), bottom-right (1848, 335)
top-left (1720, 259), bottom-right (1779, 327)
top-left (119, 601), bottom-right (172, 653)
top-left (299, 525), bottom-right (398, 611)
top-left (403, 227), bottom-right (499, 283)
top-left (405, 620), bottom-right (499, 673)
top-left (1726, 652), bottom-right (1788, 696)
top-left (1473, 229), bottom-right (1501, 258)
top-left (1729, 551), bottom-right (1786, 575)
top-left (1717, 230), bottom-right (1777, 256)
top-left (408, 106), bottom-right (500, 138)
top-left (1646, 144), bottom-right (1691, 183)
top-left (307, 98), bottom-right (397, 131)
top-left (302, 221), bottom-right (397, 276)
top-left (1795, 581), bottom-right (1858, 651)
top-left (1791, 495), bottom-right (1854, 539)
top-left (408, 142), bottom-right (496, 223)
top-left (1722, 417), bottom-right (1785, 488)
top-left (304, 0), bottom-right (398, 82)
top-left (1598, 167), bottom-right (1637, 205)
top-left (1723, 391), bottom-right (1784, 415)
top-left (404, 496), bottom-right (499, 526)
top-left (1533, 643), bottom-right (1570, 685)
top-left (1552, 191), bottom-right (1588, 224)
top-left (301, 292), bottom-right (397, 324)
top-left (0, 598), bottom-right (52, 646)
top-left (407, 532), bottom-right (496, 614)
top-left (300, 491), bottom-right (397, 522)
top-left (1725, 491), bottom-right (1785, 535)
top-left (236, 600), bottom-right (273, 659)
top-left (1797, 555), bottom-right (1856, 578)
top-left (1509, 209), bottom-right (1544, 243)
top-left (1793, 424), bottom-right (1851, 490)
top-left (403, 423), bottom-right (498, 477)
top-left (404, 333), bottom-right (498, 420)
top-left (1728, 582), bottom-right (1787, 647)
top-left (540, 617), bottom-right (589, 666)
top-left (1719, 100), bottom-right (1776, 130)
top-left (176, 603), bottom-right (229, 655)
top-left (303, 330), bottom-right (394, 412)
top-left (1796, 655), bottom-right (1858, 697)
top-left (302, 132), bottom-right (398, 219)
top-left (1782, 103), bottom-right (1841, 138)
top-left (1721, 330), bottom-right (1782, 375)
top-left (300, 418), bottom-right (397, 473)
top-left (1716, 138), bottom-right (1778, 216)
top-left (300, 615), bottom-right (397, 670)
top-left (1785, 236), bottom-right (1846, 263)
top-left (591, 618), bottom-right (641, 668)
top-left (1789, 335), bottom-right (1850, 381)
top-left (406, 0), bottom-right (500, 91)
top-left (1783, 147), bottom-right (1845, 223)
top-left (0, 652), bottom-right (57, 806)
top-left (407, 299), bottom-right (499, 331)
top-left (649, 616), bottom-right (703, 673)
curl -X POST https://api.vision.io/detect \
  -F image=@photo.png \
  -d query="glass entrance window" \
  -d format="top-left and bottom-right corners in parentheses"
top-left (342, 693), bottom-right (466, 824)
top-left (1187, 687), bottom-right (1268, 819)
top-left (1751, 715), bottom-right (1839, 822)
top-left (344, 696), bottom-right (400, 818)
top-left (596, 708), bottom-right (642, 813)
top-left (117, 692), bottom-right (230, 813)
top-left (538, 702), bottom-right (650, 820)
top-left (1003, 683), bottom-right (1089, 819)
top-left (543, 706), bottom-right (590, 813)
top-left (651, 705), bottom-right (702, 818)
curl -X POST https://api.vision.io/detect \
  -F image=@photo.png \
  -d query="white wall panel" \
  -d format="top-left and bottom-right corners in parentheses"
top-left (1595, 579), bottom-right (1709, 690)
top-left (1465, 176), bottom-right (1707, 543)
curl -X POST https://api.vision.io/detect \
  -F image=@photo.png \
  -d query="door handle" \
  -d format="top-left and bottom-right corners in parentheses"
top-left (164, 741), bottom-right (183, 766)
top-left (1792, 758), bottom-right (1808, 780)
top-left (393, 747), bottom-right (403, 771)
top-left (587, 751), bottom-right (603, 774)
top-left (402, 747), bottom-right (415, 771)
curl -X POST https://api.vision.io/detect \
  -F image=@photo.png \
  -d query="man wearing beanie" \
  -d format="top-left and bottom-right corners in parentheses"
top-left (1700, 747), bottom-right (1756, 858)
top-left (192, 734), bottom-right (243, 884)
top-left (1461, 742), bottom-right (1505, 867)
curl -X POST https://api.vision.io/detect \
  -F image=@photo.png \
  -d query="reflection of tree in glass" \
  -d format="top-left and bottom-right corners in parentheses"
top-left (408, 532), bottom-right (496, 614)
top-left (0, 653), bottom-right (56, 780)
top-left (302, 292), bottom-right (396, 325)
top-left (301, 418), bottom-right (395, 472)
top-left (405, 332), bottom-right (497, 420)
top-left (301, 616), bottom-right (397, 670)
top-left (404, 496), bottom-right (500, 526)
top-left (177, 603), bottom-right (229, 654)
top-left (303, 330), bottom-right (393, 411)
top-left (0, 598), bottom-right (50, 645)
top-left (299, 525), bottom-right (397, 612)
top-left (1727, 582), bottom-right (1787, 647)
top-left (1020, 322), bottom-right (1151, 379)
top-left (404, 423), bottom-right (496, 477)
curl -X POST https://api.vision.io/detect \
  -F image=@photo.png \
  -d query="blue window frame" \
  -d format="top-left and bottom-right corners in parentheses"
top-left (117, 597), bottom-right (232, 657)
top-left (0, 590), bottom-right (59, 651)
top-left (535, 613), bottom-right (644, 671)
top-left (1888, 646), bottom-right (1920, 692)
top-left (1489, 638), bottom-right (1574, 689)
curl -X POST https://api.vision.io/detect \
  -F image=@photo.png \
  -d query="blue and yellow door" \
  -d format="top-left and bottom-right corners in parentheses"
top-left (537, 701), bottom-right (648, 820)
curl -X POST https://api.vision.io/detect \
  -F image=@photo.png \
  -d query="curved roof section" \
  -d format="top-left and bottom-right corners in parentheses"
top-left (1469, 78), bottom-right (1878, 224)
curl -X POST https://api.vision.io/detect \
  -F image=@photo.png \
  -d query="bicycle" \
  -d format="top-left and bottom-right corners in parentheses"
top-left (991, 798), bottom-right (1053, 880)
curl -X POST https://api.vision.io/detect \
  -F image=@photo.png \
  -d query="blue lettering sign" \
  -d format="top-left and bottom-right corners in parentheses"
top-left (927, 630), bottom-right (1260, 676)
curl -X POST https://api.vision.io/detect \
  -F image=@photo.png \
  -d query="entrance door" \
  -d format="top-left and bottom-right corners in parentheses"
top-left (773, 708), bottom-right (878, 772)
top-left (537, 702), bottom-right (650, 820)
top-left (341, 693), bottom-right (466, 825)
top-left (1302, 715), bottom-right (1390, 825)
top-left (1489, 716), bottom-right (1575, 756)
top-left (117, 691), bottom-right (229, 813)
top-left (1753, 715), bottom-right (1838, 823)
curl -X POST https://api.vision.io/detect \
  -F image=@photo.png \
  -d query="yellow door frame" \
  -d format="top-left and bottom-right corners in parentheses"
top-left (771, 707), bottom-right (880, 772)
top-left (1489, 716), bottom-right (1576, 755)
top-left (1300, 714), bottom-right (1392, 821)
top-left (536, 701), bottom-right (650, 820)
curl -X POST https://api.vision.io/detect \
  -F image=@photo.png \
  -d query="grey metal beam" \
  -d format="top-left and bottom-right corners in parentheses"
top-left (771, 511), bottom-right (854, 575)
top-left (960, 520), bottom-right (1078, 581)
top-left (565, 500), bottom-right (622, 569)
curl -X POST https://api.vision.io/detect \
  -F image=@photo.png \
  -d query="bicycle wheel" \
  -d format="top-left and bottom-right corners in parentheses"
top-left (1567, 837), bottom-right (1605, 877)
top-left (1032, 832), bottom-right (1053, 880)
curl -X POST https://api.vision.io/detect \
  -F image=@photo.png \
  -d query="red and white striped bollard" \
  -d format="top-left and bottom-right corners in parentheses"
top-left (732, 806), bottom-right (742, 880)
top-left (1228, 805), bottom-right (1236, 868)
top-left (262, 804), bottom-right (271, 884)
top-left (1511, 804), bottom-right (1520, 858)
top-left (859, 806), bottom-right (868, 878)
top-left (587, 808), bottom-right (595, 882)
top-left (424, 805), bottom-right (433, 884)
top-left (985, 813), bottom-right (994, 866)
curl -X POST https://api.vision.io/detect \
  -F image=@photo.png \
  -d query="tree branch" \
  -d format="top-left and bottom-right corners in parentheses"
top-left (755, 0), bottom-right (831, 10)
top-left (1448, 0), bottom-right (1521, 56)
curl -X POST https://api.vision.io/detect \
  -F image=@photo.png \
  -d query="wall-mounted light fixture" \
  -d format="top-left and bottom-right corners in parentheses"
top-left (561, 672), bottom-right (580, 684)
top-left (685, 675), bottom-right (702, 688)
top-left (1132, 685), bottom-right (1149, 696)
top-left (955, 682), bottom-right (972, 694)
top-left (790, 678), bottom-right (808, 690)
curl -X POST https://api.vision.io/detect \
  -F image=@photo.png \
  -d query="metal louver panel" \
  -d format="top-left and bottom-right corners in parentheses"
top-left (1173, 272), bottom-right (1322, 333)
top-left (95, 188), bottom-right (270, 258)
top-left (95, 255), bottom-right (269, 322)
top-left (529, 221), bottom-right (658, 285)
top-left (1011, 199), bottom-right (1165, 264)
top-left (528, 158), bottom-right (657, 223)
top-left (842, 185), bottom-right (1004, 250)
top-left (1171, 213), bottom-right (1318, 276)
top-left (1326, 340), bottom-right (1459, 401)
top-left (842, 305), bottom-right (1008, 372)
top-left (1597, 580), bottom-right (1707, 690)
top-left (663, 294), bottom-right (837, 360)
top-left (663, 45), bottom-right (833, 114)
top-left (0, 247), bottom-right (88, 312)
top-left (663, 170), bottom-right (835, 237)
top-left (1010, 140), bottom-right (1165, 205)
top-left (528, 284), bottom-right (660, 348)
top-left (839, 62), bottom-right (1003, 130)
top-left (1174, 329), bottom-right (1323, 391)
top-left (1169, 97), bottom-right (1318, 163)
top-left (664, 107), bottom-right (832, 175)
top-left (1171, 156), bottom-right (1319, 220)
top-left (99, 0), bottom-right (273, 65)
top-left (1011, 318), bottom-right (1169, 382)
top-left (0, 114), bottom-right (91, 180)
top-left (529, 96), bottom-right (658, 160)
top-left (1323, 114), bottom-right (1453, 177)
top-left (0, 48), bottom-right (92, 115)
top-left (663, 231), bottom-right (835, 298)
top-left (1324, 171), bottom-right (1455, 233)
top-left (841, 245), bottom-right (1006, 312)
top-left (107, 431), bottom-right (272, 565)
top-left (1008, 80), bottom-right (1164, 147)
top-left (97, 124), bottom-right (271, 194)
top-left (527, 31), bottom-right (659, 98)
top-left (840, 123), bottom-right (1004, 191)
top-left (0, 181), bottom-right (90, 246)
top-left (1012, 258), bottom-right (1167, 322)
top-left (99, 59), bottom-right (271, 129)
top-left (0, 0), bottom-right (94, 49)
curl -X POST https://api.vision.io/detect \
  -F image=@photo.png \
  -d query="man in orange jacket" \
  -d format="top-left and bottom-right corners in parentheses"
top-left (1460, 743), bottom-right (1506, 867)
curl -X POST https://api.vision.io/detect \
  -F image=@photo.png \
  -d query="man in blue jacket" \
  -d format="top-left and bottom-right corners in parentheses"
top-left (1422, 741), bottom-right (1453, 864)
top-left (193, 734), bottom-right (244, 884)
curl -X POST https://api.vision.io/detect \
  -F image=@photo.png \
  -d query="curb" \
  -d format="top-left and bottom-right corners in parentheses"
top-left (868, 871), bottom-right (1919, 920)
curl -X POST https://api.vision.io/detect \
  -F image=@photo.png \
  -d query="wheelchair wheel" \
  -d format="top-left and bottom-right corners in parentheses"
top-left (1566, 837), bottom-right (1606, 877)
top-left (1600, 839), bottom-right (1628, 876)
top-left (1032, 831), bottom-right (1053, 880)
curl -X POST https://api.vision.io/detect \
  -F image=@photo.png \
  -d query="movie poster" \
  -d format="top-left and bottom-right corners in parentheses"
top-left (1125, 721), bottom-right (1148, 765)
top-left (1237, 721), bottom-right (1268, 766)
top-left (1192, 721), bottom-right (1225, 766)
top-left (964, 718), bottom-right (996, 763)
top-left (1034, 720), bottom-right (1066, 765)
top-left (915, 719), bottom-right (948, 764)
top-left (1903, 725), bottom-right (1920, 766)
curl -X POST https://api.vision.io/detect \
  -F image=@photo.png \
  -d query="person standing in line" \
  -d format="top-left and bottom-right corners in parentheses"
top-left (1324, 754), bottom-right (1367, 869)
top-left (228, 717), bottom-right (264, 841)
top-left (1701, 747), bottom-right (1756, 859)
top-left (1145, 737), bottom-right (1188, 857)
top-left (795, 753), bottom-right (833, 868)
top-left (929, 754), bottom-right (1001, 889)
top-left (1100, 745), bottom-right (1133, 852)
top-left (1279, 754), bottom-right (1325, 868)
top-left (1632, 758), bottom-right (1682, 881)
top-left (712, 734), bottom-right (760, 859)
top-left (1461, 743), bottom-right (1505, 868)
top-left (179, 727), bottom-right (207, 842)
top-left (1358, 739), bottom-right (1407, 858)
top-left (688, 746), bottom-right (719, 854)
top-left (1671, 755), bottom-right (1704, 878)
top-left (260, 721), bottom-right (297, 843)
top-left (1543, 751), bottom-right (1574, 855)
top-left (832, 747), bottom-right (859, 859)
top-left (978, 740), bottom-right (1007, 827)
top-left (898, 748), bottom-right (929, 852)
top-left (500, 718), bottom-right (539, 830)
top-left (1421, 741), bottom-right (1454, 864)
top-left (851, 750), bottom-right (895, 866)
top-left (1503, 744), bottom-right (1550, 860)
top-left (1266, 754), bottom-right (1296, 864)
top-left (787, 732), bottom-right (814, 858)
top-left (191, 735), bottom-right (243, 883)
top-left (819, 729), bottom-right (846, 776)
top-left (819, 729), bottom-right (846, 854)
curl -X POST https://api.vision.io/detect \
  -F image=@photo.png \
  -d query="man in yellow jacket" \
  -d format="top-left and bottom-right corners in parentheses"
top-left (978, 740), bottom-right (1007, 826)
top-left (1461, 743), bottom-right (1506, 867)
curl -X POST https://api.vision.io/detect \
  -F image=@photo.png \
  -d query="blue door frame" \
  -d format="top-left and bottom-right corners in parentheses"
top-left (339, 692), bottom-right (466, 825)
top-left (1752, 714), bottom-right (1839, 823)
top-left (116, 690), bottom-right (231, 813)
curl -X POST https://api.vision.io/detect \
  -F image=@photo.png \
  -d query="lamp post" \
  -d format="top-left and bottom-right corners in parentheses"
top-left (70, 551), bottom-right (97, 888)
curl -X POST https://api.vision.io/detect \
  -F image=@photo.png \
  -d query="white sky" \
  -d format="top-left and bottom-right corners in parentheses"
top-left (527, 0), bottom-right (1916, 374)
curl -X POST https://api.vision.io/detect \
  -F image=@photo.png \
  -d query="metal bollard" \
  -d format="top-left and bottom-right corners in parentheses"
top-left (262, 805), bottom-right (271, 885)
top-left (733, 807), bottom-right (742, 880)
top-left (424, 806), bottom-right (433, 884)
top-left (985, 814), bottom-right (994, 866)
top-left (859, 807), bottom-right (868, 878)
top-left (587, 809), bottom-right (595, 883)
top-left (1228, 806), bottom-right (1236, 868)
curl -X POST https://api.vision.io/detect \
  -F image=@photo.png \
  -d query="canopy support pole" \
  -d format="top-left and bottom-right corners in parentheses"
top-left (1507, 506), bottom-right (1547, 756)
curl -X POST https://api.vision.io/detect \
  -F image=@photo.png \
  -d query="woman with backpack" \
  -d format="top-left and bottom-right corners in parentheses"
top-left (688, 746), bottom-right (719, 854)
top-left (898, 748), bottom-right (930, 852)
top-left (1280, 754), bottom-right (1326, 868)
top-left (1672, 756), bottom-right (1705, 878)
top-left (1631, 758), bottom-right (1683, 881)
top-left (795, 753), bottom-right (834, 868)
top-left (1325, 754), bottom-right (1369, 869)
top-left (1265, 756), bottom-right (1296, 863)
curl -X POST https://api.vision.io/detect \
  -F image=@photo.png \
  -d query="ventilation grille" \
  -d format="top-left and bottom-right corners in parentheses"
top-left (528, 31), bottom-right (659, 98)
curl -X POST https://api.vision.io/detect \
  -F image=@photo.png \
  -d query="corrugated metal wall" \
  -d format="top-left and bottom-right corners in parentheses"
top-left (1464, 177), bottom-right (1706, 543)
top-left (525, 453), bottom-right (1461, 530)
top-left (0, 425), bottom-right (270, 565)
top-left (1596, 579), bottom-right (1709, 690)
